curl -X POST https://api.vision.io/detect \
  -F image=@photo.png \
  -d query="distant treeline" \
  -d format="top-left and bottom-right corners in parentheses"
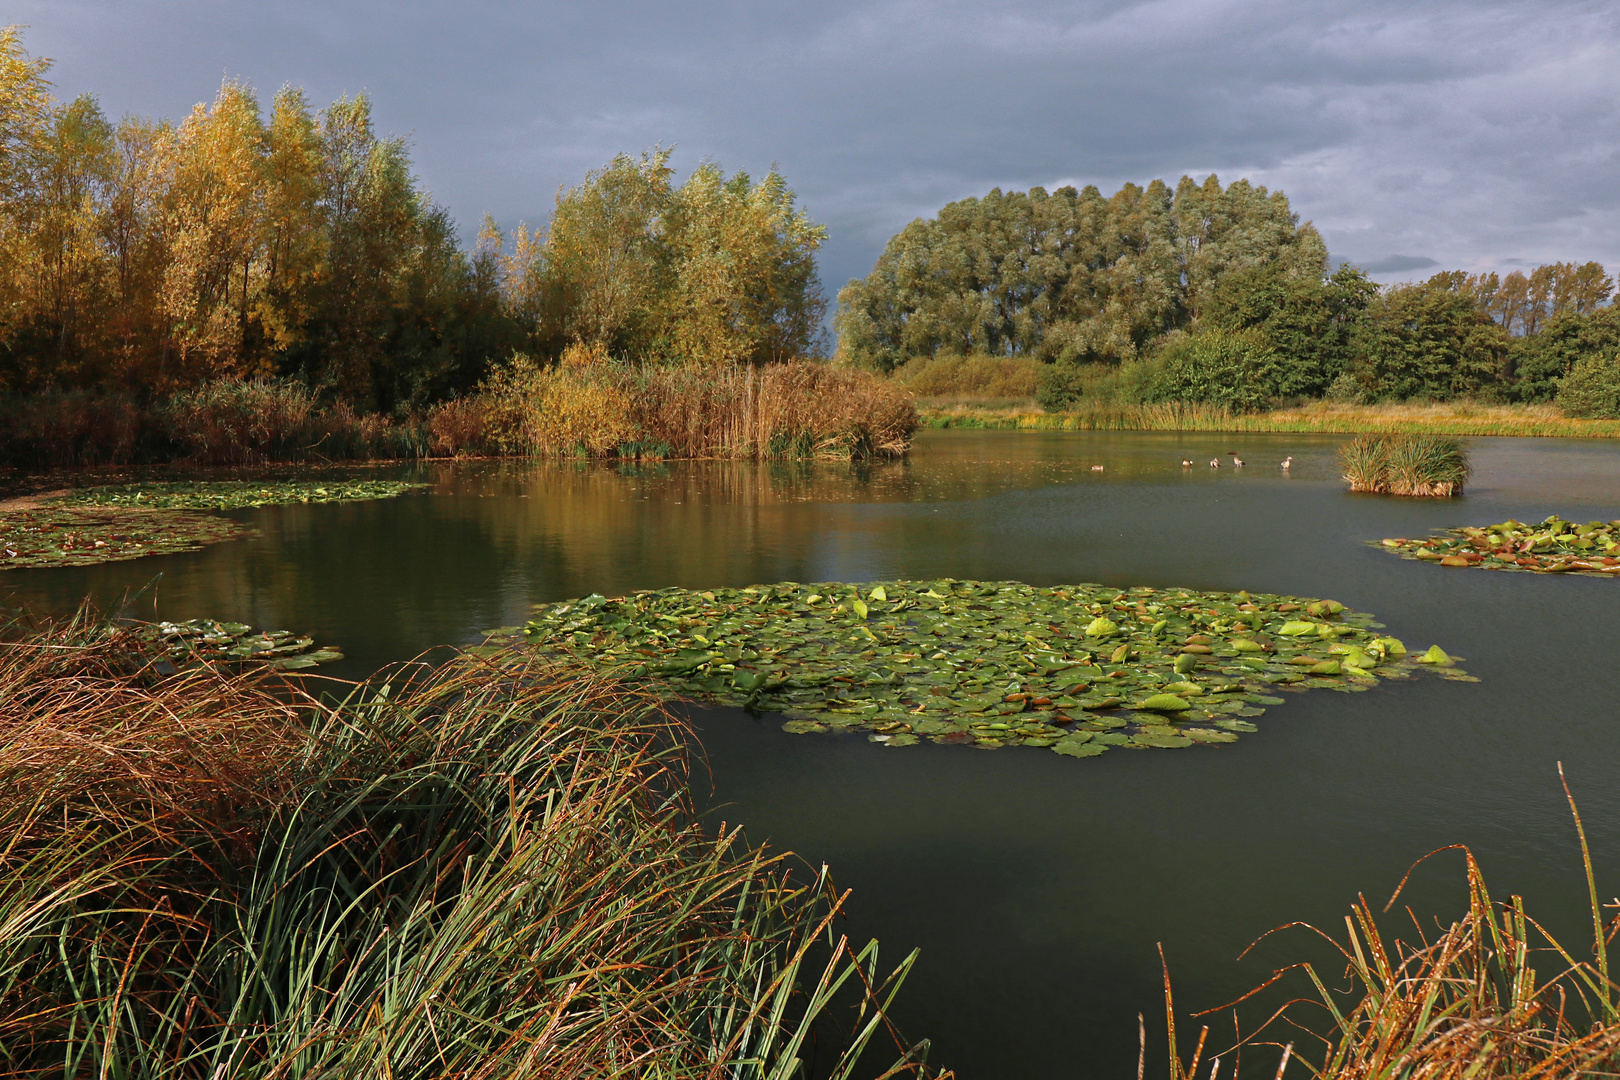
top-left (0, 27), bottom-right (827, 416)
top-left (836, 179), bottom-right (1620, 416)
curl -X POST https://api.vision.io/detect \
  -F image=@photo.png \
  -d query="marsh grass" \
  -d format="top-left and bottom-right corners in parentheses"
top-left (1159, 767), bottom-right (1620, 1080)
top-left (0, 608), bottom-right (947, 1079)
top-left (918, 400), bottom-right (1620, 438)
top-left (1339, 434), bottom-right (1470, 497)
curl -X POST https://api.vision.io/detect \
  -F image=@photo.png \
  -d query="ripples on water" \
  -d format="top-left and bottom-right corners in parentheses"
top-left (9, 430), bottom-right (1620, 1079)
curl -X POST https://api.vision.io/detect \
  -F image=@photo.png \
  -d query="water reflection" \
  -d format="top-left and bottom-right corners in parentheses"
top-left (6, 431), bottom-right (1620, 1078)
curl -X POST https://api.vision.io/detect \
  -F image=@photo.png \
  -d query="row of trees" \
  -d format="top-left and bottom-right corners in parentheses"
top-left (0, 28), bottom-right (828, 412)
top-left (835, 173), bottom-right (1620, 411)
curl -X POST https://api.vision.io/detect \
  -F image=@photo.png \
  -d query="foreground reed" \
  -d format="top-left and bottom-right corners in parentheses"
top-left (1339, 433), bottom-right (1470, 496)
top-left (1159, 768), bottom-right (1620, 1080)
top-left (0, 610), bottom-right (947, 1078)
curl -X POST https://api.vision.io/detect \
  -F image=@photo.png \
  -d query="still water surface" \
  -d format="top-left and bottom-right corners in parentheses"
top-left (10, 430), bottom-right (1620, 1078)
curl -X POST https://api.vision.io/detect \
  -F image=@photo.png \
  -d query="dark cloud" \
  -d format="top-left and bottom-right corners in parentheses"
top-left (1361, 255), bottom-right (1441, 274)
top-left (12, 0), bottom-right (1620, 303)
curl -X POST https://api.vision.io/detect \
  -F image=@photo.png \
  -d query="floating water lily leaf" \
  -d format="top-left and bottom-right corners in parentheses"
top-left (495, 578), bottom-right (1470, 760)
top-left (1374, 515), bottom-right (1620, 578)
top-left (129, 618), bottom-right (343, 670)
top-left (1, 506), bottom-right (253, 569)
top-left (53, 478), bottom-right (426, 511)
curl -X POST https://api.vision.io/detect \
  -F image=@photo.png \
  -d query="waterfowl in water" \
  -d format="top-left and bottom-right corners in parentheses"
top-left (1181, 458), bottom-right (1193, 467)
top-left (1091, 464), bottom-right (1104, 471)
top-left (1281, 456), bottom-right (1293, 469)
top-left (1209, 458), bottom-right (1220, 468)
top-left (1232, 455), bottom-right (1245, 467)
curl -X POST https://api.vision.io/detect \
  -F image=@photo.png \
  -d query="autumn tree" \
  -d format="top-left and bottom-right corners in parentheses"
top-left (496, 152), bottom-right (827, 365)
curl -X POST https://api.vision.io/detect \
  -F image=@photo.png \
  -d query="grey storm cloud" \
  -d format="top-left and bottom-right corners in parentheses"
top-left (12, 0), bottom-right (1620, 301)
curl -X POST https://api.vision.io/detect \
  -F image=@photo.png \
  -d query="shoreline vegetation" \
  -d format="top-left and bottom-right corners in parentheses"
top-left (912, 398), bottom-right (1620, 438)
top-left (0, 607), bottom-right (951, 1079)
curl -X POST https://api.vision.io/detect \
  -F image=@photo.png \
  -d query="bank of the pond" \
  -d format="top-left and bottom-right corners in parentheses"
top-left (920, 399), bottom-right (1620, 438)
top-left (0, 612), bottom-right (949, 1079)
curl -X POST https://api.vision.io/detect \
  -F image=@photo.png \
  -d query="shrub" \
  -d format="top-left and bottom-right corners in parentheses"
top-left (1036, 361), bottom-right (1088, 411)
top-left (1554, 350), bottom-right (1620, 418)
top-left (893, 353), bottom-right (1040, 399)
top-left (161, 378), bottom-right (320, 463)
top-left (0, 390), bottom-right (149, 467)
top-left (1145, 328), bottom-right (1278, 412)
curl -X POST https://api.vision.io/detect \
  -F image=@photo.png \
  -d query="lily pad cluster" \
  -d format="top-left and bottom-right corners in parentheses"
top-left (0, 506), bottom-right (252, 570)
top-left (54, 478), bottom-right (425, 511)
top-left (131, 618), bottom-right (344, 670)
top-left (495, 579), bottom-right (1470, 758)
top-left (1378, 516), bottom-right (1620, 577)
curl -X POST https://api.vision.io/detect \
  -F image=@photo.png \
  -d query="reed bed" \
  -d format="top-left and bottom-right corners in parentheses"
top-left (1339, 434), bottom-right (1470, 496)
top-left (455, 356), bottom-right (917, 460)
top-left (0, 609), bottom-right (947, 1079)
top-left (918, 400), bottom-right (1620, 438)
top-left (1160, 769), bottom-right (1620, 1080)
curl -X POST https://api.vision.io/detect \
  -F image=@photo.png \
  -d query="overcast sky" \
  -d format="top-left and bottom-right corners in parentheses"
top-left (11, 0), bottom-right (1620, 303)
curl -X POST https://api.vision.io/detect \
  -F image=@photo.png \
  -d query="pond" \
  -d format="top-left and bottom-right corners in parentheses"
top-left (8, 429), bottom-right (1620, 1078)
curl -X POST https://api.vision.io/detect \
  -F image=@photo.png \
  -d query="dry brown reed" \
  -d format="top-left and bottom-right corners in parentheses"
top-left (455, 356), bottom-right (919, 460)
top-left (1160, 768), bottom-right (1620, 1080)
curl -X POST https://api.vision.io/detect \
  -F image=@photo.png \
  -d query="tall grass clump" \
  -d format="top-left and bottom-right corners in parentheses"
top-left (1339, 433), bottom-right (1470, 496)
top-left (1158, 768), bottom-right (1620, 1080)
top-left (0, 609), bottom-right (948, 1079)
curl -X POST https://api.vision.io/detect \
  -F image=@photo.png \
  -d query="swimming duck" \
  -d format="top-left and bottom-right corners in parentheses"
top-left (1281, 456), bottom-right (1293, 469)
top-left (1180, 458), bottom-right (1193, 467)
top-left (1209, 458), bottom-right (1220, 468)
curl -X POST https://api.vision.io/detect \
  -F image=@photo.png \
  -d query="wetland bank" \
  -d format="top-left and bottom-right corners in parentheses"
top-left (7, 429), bottom-right (1620, 1078)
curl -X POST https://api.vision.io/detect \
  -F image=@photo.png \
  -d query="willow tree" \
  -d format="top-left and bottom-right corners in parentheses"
top-left (497, 152), bottom-right (828, 365)
top-left (834, 175), bottom-right (1328, 372)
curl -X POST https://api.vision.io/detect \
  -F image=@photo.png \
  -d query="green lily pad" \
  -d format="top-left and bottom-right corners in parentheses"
top-left (1, 506), bottom-right (253, 569)
top-left (501, 578), bottom-right (1469, 758)
top-left (52, 478), bottom-right (426, 511)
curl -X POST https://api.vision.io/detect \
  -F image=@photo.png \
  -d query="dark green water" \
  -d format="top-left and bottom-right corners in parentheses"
top-left (9, 430), bottom-right (1620, 1078)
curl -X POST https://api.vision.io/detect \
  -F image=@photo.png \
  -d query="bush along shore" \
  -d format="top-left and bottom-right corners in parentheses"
top-left (0, 360), bottom-right (916, 469)
top-left (0, 609), bottom-right (950, 1078)
top-left (1379, 515), bottom-right (1620, 576)
top-left (487, 579), bottom-right (1472, 755)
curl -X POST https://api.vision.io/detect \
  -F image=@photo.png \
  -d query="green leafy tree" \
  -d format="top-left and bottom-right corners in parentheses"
top-left (1200, 263), bottom-right (1376, 397)
top-left (1347, 273), bottom-right (1510, 400)
top-left (835, 174), bottom-right (1324, 373)
top-left (1554, 347), bottom-right (1620, 418)
top-left (1507, 307), bottom-right (1620, 403)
